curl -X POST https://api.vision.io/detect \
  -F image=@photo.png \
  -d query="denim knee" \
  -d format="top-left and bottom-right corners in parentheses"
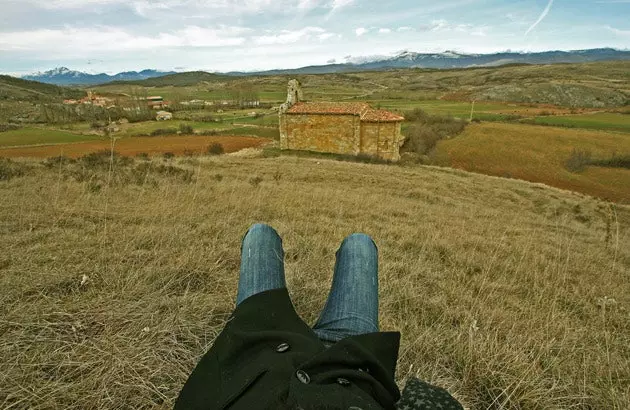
top-left (241, 223), bottom-right (282, 249)
top-left (340, 233), bottom-right (377, 251)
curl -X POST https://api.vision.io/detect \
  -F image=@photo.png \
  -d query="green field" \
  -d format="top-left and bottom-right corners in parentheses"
top-left (0, 127), bottom-right (101, 147)
top-left (531, 112), bottom-right (630, 132)
top-left (374, 100), bottom-right (538, 121)
top-left (120, 120), bottom-right (223, 137)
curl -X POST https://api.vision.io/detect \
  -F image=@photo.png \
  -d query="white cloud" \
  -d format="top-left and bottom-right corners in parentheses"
top-left (397, 26), bottom-right (414, 32)
top-left (606, 26), bottom-right (630, 36)
top-left (318, 32), bottom-right (338, 40)
top-left (253, 26), bottom-right (328, 45)
top-left (330, 0), bottom-right (355, 12)
top-left (379, 28), bottom-right (392, 34)
top-left (355, 27), bottom-right (368, 36)
top-left (27, 0), bottom-right (330, 17)
top-left (417, 19), bottom-right (487, 36)
top-left (420, 19), bottom-right (449, 32)
top-left (0, 25), bottom-right (249, 52)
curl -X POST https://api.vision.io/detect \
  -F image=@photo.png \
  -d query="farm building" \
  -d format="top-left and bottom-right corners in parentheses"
top-left (156, 111), bottom-right (173, 121)
top-left (278, 80), bottom-right (405, 161)
top-left (147, 96), bottom-right (168, 110)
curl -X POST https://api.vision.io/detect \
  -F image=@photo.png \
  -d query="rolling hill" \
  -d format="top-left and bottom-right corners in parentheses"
top-left (0, 75), bottom-right (85, 101)
top-left (104, 71), bottom-right (231, 87)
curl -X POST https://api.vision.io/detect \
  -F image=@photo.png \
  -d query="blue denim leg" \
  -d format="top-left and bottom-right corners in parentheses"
top-left (236, 224), bottom-right (286, 306)
top-left (313, 233), bottom-right (379, 343)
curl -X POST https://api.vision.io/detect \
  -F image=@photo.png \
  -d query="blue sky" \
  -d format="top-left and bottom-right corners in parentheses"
top-left (0, 0), bottom-right (628, 75)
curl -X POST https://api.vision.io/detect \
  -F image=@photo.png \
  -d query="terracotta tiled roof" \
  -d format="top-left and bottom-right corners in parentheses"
top-left (361, 109), bottom-right (405, 122)
top-left (286, 102), bottom-right (404, 122)
top-left (287, 102), bottom-right (370, 115)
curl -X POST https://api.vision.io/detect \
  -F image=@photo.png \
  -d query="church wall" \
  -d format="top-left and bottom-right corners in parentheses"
top-left (360, 121), bottom-right (403, 161)
top-left (282, 113), bottom-right (360, 155)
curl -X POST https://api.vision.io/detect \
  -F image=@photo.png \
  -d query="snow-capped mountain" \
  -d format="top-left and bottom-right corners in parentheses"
top-left (227, 48), bottom-right (630, 76)
top-left (23, 67), bottom-right (176, 86)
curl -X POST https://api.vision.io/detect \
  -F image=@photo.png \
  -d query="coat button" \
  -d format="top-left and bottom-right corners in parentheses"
top-left (337, 377), bottom-right (351, 386)
top-left (276, 343), bottom-right (290, 353)
top-left (296, 370), bottom-right (310, 384)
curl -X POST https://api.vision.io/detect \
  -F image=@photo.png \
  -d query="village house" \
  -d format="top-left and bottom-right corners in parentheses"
top-left (64, 91), bottom-right (113, 107)
top-left (278, 80), bottom-right (405, 161)
top-left (146, 96), bottom-right (168, 110)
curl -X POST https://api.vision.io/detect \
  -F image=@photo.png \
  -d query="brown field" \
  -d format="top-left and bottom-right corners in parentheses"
top-left (435, 122), bottom-right (630, 203)
top-left (1, 155), bottom-right (629, 409)
top-left (0, 135), bottom-right (270, 158)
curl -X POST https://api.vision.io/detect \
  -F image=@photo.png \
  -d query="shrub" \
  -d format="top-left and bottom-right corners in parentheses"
top-left (207, 143), bottom-right (225, 156)
top-left (134, 163), bottom-right (194, 184)
top-left (150, 128), bottom-right (177, 137)
top-left (179, 123), bottom-right (194, 134)
top-left (0, 124), bottom-right (20, 133)
top-left (404, 125), bottom-right (441, 155)
top-left (249, 176), bottom-right (263, 187)
top-left (565, 148), bottom-right (592, 173)
top-left (79, 150), bottom-right (134, 170)
top-left (401, 108), bottom-right (467, 157)
top-left (589, 154), bottom-right (630, 169)
top-left (136, 152), bottom-right (150, 161)
top-left (198, 130), bottom-right (219, 136)
top-left (0, 157), bottom-right (26, 181)
top-left (42, 156), bottom-right (75, 169)
top-left (163, 152), bottom-right (175, 160)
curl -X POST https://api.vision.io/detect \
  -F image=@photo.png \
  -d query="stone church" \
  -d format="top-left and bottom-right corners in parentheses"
top-left (279, 80), bottom-right (405, 161)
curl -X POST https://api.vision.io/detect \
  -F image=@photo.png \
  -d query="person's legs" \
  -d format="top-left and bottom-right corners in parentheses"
top-left (313, 233), bottom-right (379, 343)
top-left (236, 223), bottom-right (286, 305)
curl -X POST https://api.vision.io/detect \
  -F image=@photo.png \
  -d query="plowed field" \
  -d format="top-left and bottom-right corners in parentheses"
top-left (0, 135), bottom-right (270, 158)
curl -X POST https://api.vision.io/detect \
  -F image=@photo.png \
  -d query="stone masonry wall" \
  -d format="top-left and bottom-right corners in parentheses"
top-left (282, 114), bottom-right (360, 155)
top-left (360, 122), bottom-right (403, 161)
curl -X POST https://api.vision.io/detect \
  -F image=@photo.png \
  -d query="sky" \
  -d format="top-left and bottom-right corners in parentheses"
top-left (0, 0), bottom-right (629, 76)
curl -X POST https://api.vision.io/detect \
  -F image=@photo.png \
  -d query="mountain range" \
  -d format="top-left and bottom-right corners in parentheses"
top-left (19, 48), bottom-right (630, 86)
top-left (23, 67), bottom-right (176, 86)
top-left (226, 48), bottom-right (630, 75)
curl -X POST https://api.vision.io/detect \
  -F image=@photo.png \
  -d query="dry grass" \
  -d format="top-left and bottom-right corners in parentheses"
top-left (1, 155), bottom-right (629, 409)
top-left (435, 122), bottom-right (630, 203)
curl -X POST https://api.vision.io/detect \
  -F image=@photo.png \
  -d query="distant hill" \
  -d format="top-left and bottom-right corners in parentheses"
top-left (23, 67), bottom-right (176, 86)
top-left (0, 74), bottom-right (85, 101)
top-left (226, 48), bottom-right (630, 76)
top-left (105, 71), bottom-right (231, 87)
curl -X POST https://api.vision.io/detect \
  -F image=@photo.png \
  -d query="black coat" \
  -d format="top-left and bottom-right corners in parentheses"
top-left (176, 288), bottom-right (462, 410)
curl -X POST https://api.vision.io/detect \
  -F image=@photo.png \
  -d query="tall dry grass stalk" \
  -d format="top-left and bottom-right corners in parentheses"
top-left (0, 154), bottom-right (628, 409)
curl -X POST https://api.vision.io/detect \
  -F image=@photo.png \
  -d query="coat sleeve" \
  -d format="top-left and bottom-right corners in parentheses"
top-left (175, 351), bottom-right (222, 410)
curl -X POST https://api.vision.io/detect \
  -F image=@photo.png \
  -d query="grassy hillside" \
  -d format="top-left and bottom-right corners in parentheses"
top-left (434, 122), bottom-right (630, 203)
top-left (105, 71), bottom-right (232, 87)
top-left (0, 75), bottom-right (85, 101)
top-left (1, 155), bottom-right (628, 409)
top-left (94, 61), bottom-right (630, 109)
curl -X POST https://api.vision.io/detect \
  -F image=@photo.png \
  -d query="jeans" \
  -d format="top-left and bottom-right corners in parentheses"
top-left (237, 224), bottom-right (379, 343)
